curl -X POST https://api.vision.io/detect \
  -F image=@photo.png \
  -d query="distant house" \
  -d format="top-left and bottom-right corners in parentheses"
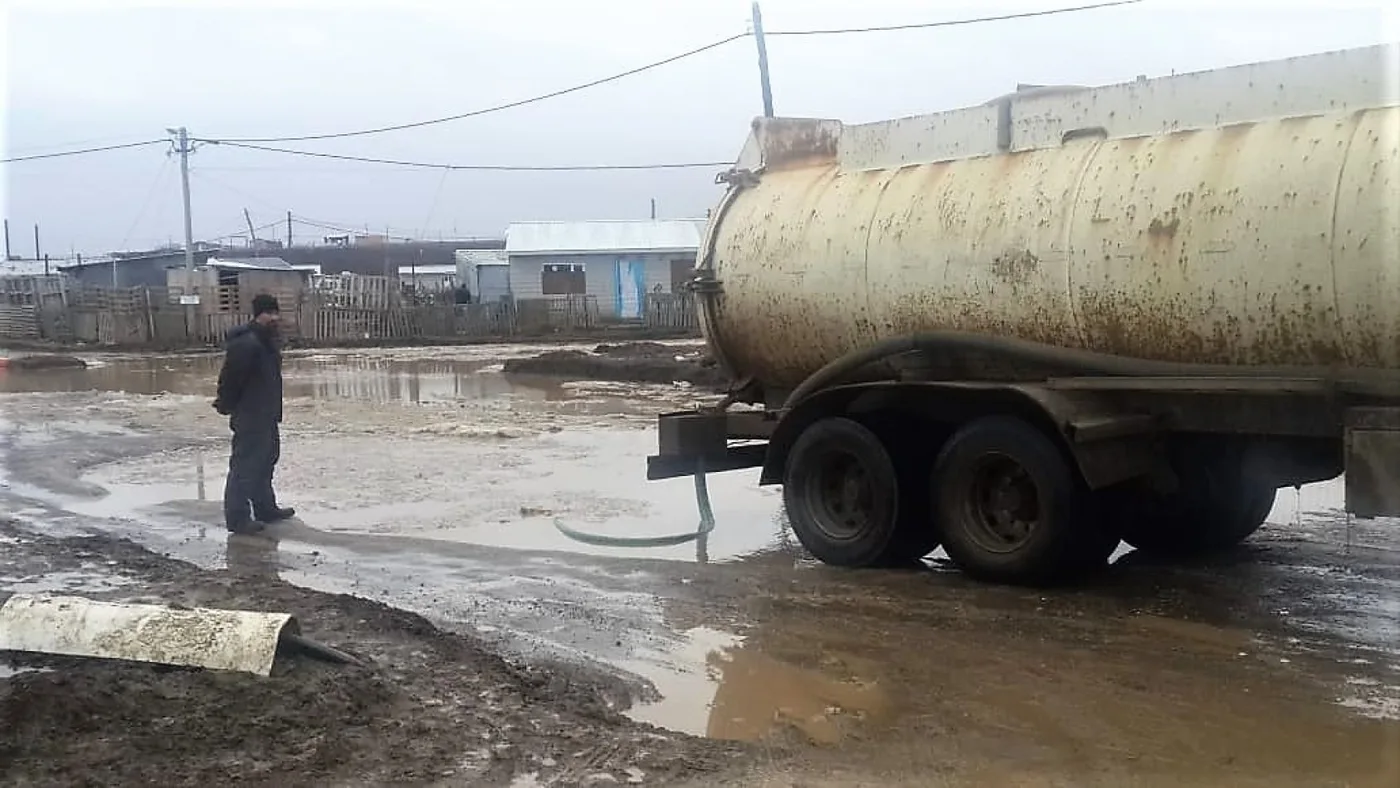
top-left (396, 263), bottom-right (456, 292)
top-left (59, 245), bottom-right (219, 288)
top-left (454, 249), bottom-right (510, 302)
top-left (503, 219), bottom-right (705, 320)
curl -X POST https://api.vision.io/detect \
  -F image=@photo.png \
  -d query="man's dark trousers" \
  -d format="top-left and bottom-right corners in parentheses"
top-left (224, 416), bottom-right (280, 524)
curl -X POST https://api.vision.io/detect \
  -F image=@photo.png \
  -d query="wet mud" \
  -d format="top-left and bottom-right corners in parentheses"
top-left (0, 524), bottom-right (739, 787)
top-left (0, 354), bottom-right (87, 371)
top-left (502, 342), bottom-right (726, 389)
top-left (2, 344), bottom-right (1399, 786)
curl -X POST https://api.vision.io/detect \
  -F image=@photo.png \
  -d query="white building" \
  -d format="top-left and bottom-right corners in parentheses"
top-left (396, 263), bottom-right (457, 291)
top-left (503, 219), bottom-right (705, 319)
top-left (454, 249), bottom-right (511, 302)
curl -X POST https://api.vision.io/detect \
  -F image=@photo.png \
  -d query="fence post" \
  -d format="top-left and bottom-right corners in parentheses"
top-left (143, 287), bottom-right (155, 344)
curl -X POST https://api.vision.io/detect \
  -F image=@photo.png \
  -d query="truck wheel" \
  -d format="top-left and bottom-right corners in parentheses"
top-left (782, 417), bottom-right (921, 567)
top-left (931, 416), bottom-right (1103, 585)
top-left (1104, 479), bottom-right (1276, 557)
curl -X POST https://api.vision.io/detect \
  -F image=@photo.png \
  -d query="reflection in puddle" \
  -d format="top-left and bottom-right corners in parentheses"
top-left (0, 350), bottom-right (694, 414)
top-left (620, 626), bottom-right (893, 743)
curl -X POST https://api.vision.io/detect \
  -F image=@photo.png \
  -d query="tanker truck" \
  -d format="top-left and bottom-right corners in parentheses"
top-left (646, 43), bottom-right (1400, 586)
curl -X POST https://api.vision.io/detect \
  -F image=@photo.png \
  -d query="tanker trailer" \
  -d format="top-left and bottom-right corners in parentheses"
top-left (647, 43), bottom-right (1400, 586)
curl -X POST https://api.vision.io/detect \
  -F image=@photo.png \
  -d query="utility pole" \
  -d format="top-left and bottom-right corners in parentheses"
top-left (172, 127), bottom-right (195, 273)
top-left (287, 210), bottom-right (293, 248)
top-left (752, 2), bottom-right (775, 117)
top-left (3, 219), bottom-right (9, 261)
top-left (650, 198), bottom-right (657, 220)
top-left (33, 223), bottom-right (40, 260)
top-left (168, 127), bottom-right (198, 324)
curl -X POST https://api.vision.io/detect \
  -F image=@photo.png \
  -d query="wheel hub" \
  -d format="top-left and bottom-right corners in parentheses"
top-left (807, 454), bottom-right (876, 540)
top-left (967, 457), bottom-right (1040, 552)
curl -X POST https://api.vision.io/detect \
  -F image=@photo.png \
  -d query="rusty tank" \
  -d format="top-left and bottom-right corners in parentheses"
top-left (695, 44), bottom-right (1400, 399)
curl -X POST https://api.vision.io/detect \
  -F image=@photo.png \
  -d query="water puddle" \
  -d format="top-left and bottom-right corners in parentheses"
top-left (616, 625), bottom-right (895, 743)
top-left (62, 428), bottom-right (787, 564)
top-left (0, 345), bottom-right (702, 413)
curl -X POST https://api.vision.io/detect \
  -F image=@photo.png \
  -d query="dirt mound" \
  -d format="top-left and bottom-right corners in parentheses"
top-left (0, 526), bottom-right (744, 787)
top-left (1, 354), bottom-right (87, 371)
top-left (503, 342), bottom-right (726, 389)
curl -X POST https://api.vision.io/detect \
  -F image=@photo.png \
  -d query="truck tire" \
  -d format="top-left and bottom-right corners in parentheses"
top-left (782, 417), bottom-right (933, 567)
top-left (1103, 477), bottom-right (1277, 557)
top-left (931, 416), bottom-right (1105, 585)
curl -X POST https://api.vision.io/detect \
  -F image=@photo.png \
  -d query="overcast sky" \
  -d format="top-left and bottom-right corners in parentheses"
top-left (3, 0), bottom-right (1396, 258)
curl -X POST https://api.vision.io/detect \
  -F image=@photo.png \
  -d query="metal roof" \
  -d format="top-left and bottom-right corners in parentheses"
top-left (396, 264), bottom-right (456, 276)
top-left (504, 219), bottom-right (706, 257)
top-left (1, 259), bottom-right (57, 277)
top-left (454, 249), bottom-right (509, 266)
top-left (206, 256), bottom-right (293, 271)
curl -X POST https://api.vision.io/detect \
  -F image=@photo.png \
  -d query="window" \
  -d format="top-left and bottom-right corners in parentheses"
top-left (541, 263), bottom-right (586, 295)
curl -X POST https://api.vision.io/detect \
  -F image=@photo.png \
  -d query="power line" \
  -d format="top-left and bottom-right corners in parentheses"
top-left (204, 1), bottom-right (1142, 145)
top-left (766, 0), bottom-right (1143, 36)
top-left (290, 215), bottom-right (417, 242)
top-left (1, 139), bottom-right (168, 164)
top-left (118, 157), bottom-right (174, 249)
top-left (212, 33), bottom-right (747, 144)
top-left (195, 139), bottom-right (731, 171)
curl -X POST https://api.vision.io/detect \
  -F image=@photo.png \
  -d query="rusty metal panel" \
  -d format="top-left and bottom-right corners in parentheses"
top-left (709, 165), bottom-right (888, 387)
top-left (1345, 408), bottom-right (1400, 518)
top-left (834, 44), bottom-right (1398, 171)
top-left (1011, 44), bottom-right (1399, 153)
top-left (1333, 108), bottom-right (1400, 368)
top-left (840, 105), bottom-right (1002, 171)
top-left (1071, 112), bottom-right (1360, 365)
top-left (862, 138), bottom-right (1098, 356)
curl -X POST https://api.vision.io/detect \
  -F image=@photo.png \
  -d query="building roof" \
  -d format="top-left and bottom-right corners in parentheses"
top-left (396, 264), bottom-right (456, 276)
top-left (504, 219), bottom-right (706, 257)
top-left (206, 256), bottom-right (293, 271)
top-left (1, 259), bottom-right (57, 277)
top-left (454, 249), bottom-right (508, 266)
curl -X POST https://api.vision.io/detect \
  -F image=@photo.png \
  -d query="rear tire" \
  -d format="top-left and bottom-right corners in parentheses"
top-left (931, 416), bottom-right (1106, 586)
top-left (1103, 471), bottom-right (1277, 557)
top-left (782, 417), bottom-right (935, 567)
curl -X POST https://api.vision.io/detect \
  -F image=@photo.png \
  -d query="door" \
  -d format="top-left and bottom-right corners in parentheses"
top-left (613, 259), bottom-right (645, 319)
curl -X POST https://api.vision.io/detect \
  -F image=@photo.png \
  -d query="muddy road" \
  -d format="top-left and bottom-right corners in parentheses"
top-left (2, 342), bottom-right (1398, 787)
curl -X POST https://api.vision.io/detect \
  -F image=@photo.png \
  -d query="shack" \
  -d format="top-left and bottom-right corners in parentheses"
top-left (167, 256), bottom-right (304, 316)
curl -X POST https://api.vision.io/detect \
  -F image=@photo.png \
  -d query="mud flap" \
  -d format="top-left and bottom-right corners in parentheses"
top-left (1345, 408), bottom-right (1400, 519)
top-left (0, 594), bottom-right (299, 676)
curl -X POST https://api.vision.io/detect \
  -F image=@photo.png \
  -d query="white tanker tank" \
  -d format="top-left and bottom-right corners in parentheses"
top-left (642, 44), bottom-right (1400, 588)
top-left (695, 44), bottom-right (1400, 401)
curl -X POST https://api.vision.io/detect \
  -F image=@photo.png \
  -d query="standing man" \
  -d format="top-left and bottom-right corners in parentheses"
top-left (214, 293), bottom-right (294, 534)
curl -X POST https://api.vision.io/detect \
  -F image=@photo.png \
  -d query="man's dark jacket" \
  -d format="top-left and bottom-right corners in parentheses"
top-left (214, 322), bottom-right (283, 425)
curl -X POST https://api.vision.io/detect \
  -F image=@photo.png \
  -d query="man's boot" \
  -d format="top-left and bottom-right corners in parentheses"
top-left (227, 519), bottom-right (266, 535)
top-left (258, 506), bottom-right (297, 523)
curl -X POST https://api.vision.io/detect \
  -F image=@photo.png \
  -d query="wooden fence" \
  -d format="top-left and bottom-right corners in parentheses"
top-left (0, 278), bottom-right (700, 348)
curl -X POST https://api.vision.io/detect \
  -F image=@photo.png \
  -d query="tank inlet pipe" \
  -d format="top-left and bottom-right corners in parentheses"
top-left (552, 459), bottom-right (715, 548)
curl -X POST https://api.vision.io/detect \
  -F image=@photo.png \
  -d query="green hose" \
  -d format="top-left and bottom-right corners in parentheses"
top-left (552, 461), bottom-right (716, 548)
